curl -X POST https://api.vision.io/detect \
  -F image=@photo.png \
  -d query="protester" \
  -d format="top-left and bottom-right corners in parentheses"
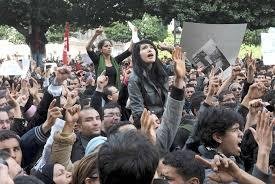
top-left (128, 39), bottom-right (169, 128)
top-left (0, 22), bottom-right (274, 184)
top-left (86, 26), bottom-right (132, 88)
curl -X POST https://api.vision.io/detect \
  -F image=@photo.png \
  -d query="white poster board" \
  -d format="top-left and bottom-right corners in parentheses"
top-left (181, 22), bottom-right (247, 77)
top-left (0, 60), bottom-right (24, 76)
top-left (261, 33), bottom-right (275, 65)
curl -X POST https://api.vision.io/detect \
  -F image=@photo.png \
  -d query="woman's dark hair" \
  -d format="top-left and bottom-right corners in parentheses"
top-left (197, 107), bottom-right (244, 148)
top-left (132, 40), bottom-right (168, 89)
top-left (98, 39), bottom-right (113, 50)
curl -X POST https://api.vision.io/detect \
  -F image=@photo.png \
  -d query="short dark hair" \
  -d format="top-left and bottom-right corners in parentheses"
top-left (218, 90), bottom-right (233, 102)
top-left (186, 83), bottom-right (195, 89)
top-left (190, 91), bottom-right (205, 114)
top-left (0, 130), bottom-right (20, 143)
top-left (98, 131), bottom-right (159, 184)
top-left (163, 150), bottom-right (205, 183)
top-left (197, 107), bottom-right (244, 148)
top-left (103, 102), bottom-right (121, 114)
top-left (103, 85), bottom-right (114, 96)
top-left (107, 121), bottom-right (134, 137)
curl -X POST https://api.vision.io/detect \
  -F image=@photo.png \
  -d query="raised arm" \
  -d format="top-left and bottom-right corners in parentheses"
top-left (86, 27), bottom-right (103, 66)
top-left (156, 46), bottom-right (186, 156)
top-left (86, 26), bottom-right (103, 51)
top-left (51, 105), bottom-right (81, 172)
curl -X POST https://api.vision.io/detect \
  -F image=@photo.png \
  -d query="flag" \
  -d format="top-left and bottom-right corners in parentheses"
top-left (62, 22), bottom-right (69, 65)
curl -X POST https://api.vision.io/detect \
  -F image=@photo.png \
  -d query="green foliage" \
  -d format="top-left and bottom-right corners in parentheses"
top-left (239, 44), bottom-right (261, 59)
top-left (46, 25), bottom-right (67, 43)
top-left (104, 22), bottom-right (131, 42)
top-left (243, 29), bottom-right (267, 46)
top-left (0, 25), bottom-right (25, 44)
top-left (145, 0), bottom-right (275, 29)
top-left (0, 0), bottom-right (144, 46)
top-left (158, 31), bottom-right (174, 59)
top-left (105, 14), bottom-right (168, 42)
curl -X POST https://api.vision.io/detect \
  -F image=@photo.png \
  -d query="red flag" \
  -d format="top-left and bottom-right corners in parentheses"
top-left (62, 22), bottom-right (69, 65)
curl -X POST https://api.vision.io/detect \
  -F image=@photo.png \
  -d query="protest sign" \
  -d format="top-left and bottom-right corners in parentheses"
top-left (0, 60), bottom-right (24, 76)
top-left (192, 39), bottom-right (230, 74)
top-left (268, 27), bottom-right (275, 33)
top-left (261, 33), bottom-right (275, 65)
top-left (181, 22), bottom-right (247, 77)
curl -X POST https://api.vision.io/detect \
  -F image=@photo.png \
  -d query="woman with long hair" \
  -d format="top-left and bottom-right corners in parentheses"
top-left (128, 39), bottom-right (169, 128)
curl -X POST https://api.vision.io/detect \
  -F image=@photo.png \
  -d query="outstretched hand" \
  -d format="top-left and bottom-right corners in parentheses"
top-left (62, 105), bottom-right (81, 134)
top-left (195, 154), bottom-right (240, 183)
top-left (172, 46), bottom-right (186, 79)
top-left (96, 70), bottom-right (108, 91)
top-left (94, 26), bottom-right (104, 36)
top-left (55, 66), bottom-right (71, 84)
top-left (141, 109), bottom-right (157, 144)
top-left (249, 110), bottom-right (274, 153)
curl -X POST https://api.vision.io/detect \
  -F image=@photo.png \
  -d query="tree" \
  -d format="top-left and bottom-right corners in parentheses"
top-left (0, 0), bottom-right (144, 62)
top-left (243, 29), bottom-right (267, 45)
top-left (105, 14), bottom-right (168, 42)
top-left (145, 0), bottom-right (275, 29)
top-left (0, 25), bottom-right (25, 44)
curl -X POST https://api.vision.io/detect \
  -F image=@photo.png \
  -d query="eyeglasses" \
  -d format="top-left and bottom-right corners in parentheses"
top-left (104, 112), bottom-right (121, 118)
top-left (231, 87), bottom-right (242, 92)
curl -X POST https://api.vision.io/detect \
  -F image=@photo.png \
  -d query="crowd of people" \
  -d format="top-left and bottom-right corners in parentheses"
top-left (0, 26), bottom-right (274, 184)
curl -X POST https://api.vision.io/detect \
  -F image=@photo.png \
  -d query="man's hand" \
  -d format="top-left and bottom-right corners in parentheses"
top-left (140, 109), bottom-right (156, 144)
top-left (246, 82), bottom-right (267, 100)
top-left (29, 77), bottom-right (39, 97)
top-left (245, 52), bottom-right (256, 83)
top-left (55, 67), bottom-right (71, 85)
top-left (0, 164), bottom-right (14, 184)
top-left (42, 99), bottom-right (63, 133)
top-left (63, 105), bottom-right (81, 134)
top-left (6, 89), bottom-right (22, 118)
top-left (248, 99), bottom-right (264, 117)
top-left (96, 70), bottom-right (108, 92)
top-left (20, 79), bottom-right (30, 97)
top-left (249, 110), bottom-right (274, 174)
top-left (249, 110), bottom-right (274, 153)
top-left (207, 76), bottom-right (222, 97)
top-left (196, 154), bottom-right (241, 183)
top-left (63, 90), bottom-right (78, 109)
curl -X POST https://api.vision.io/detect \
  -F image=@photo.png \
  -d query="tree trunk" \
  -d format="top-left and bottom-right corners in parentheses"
top-left (26, 26), bottom-right (47, 67)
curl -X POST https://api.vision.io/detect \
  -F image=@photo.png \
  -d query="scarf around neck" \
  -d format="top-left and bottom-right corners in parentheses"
top-left (97, 55), bottom-right (121, 89)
